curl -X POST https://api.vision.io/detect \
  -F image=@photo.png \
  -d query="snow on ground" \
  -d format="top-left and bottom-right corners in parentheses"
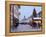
top-left (11, 24), bottom-right (41, 32)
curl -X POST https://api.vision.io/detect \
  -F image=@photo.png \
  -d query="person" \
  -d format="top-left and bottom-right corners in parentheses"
top-left (13, 17), bottom-right (19, 28)
top-left (38, 22), bottom-right (42, 28)
top-left (32, 21), bottom-right (37, 28)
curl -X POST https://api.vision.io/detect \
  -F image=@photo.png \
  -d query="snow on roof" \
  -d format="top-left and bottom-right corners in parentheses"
top-left (33, 17), bottom-right (41, 20)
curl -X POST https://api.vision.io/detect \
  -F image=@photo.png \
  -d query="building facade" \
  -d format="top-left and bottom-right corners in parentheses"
top-left (11, 4), bottom-right (20, 27)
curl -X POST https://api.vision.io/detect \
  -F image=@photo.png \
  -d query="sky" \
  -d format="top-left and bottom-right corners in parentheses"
top-left (19, 6), bottom-right (42, 21)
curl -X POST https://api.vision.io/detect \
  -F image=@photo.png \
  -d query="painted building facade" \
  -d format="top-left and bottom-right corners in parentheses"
top-left (11, 5), bottom-right (20, 26)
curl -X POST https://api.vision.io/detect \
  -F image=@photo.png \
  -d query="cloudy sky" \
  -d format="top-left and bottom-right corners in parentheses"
top-left (19, 6), bottom-right (42, 20)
